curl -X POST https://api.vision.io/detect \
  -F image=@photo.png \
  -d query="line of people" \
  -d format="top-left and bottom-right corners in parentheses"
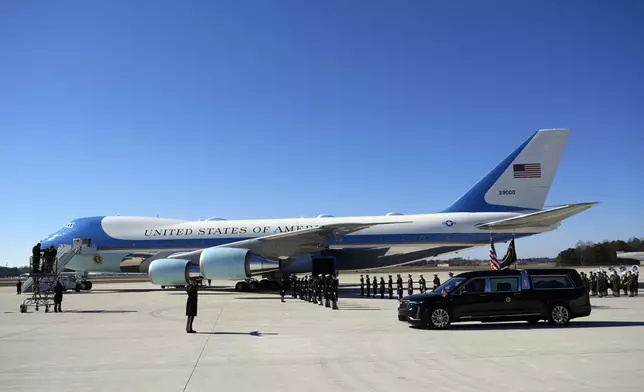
top-left (360, 273), bottom-right (451, 299)
top-left (284, 274), bottom-right (340, 309)
top-left (580, 270), bottom-right (639, 298)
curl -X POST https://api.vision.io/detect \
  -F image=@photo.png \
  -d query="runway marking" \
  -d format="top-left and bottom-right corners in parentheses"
top-left (182, 306), bottom-right (223, 392)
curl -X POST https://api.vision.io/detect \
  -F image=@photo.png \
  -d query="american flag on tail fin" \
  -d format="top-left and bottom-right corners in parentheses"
top-left (489, 238), bottom-right (500, 270)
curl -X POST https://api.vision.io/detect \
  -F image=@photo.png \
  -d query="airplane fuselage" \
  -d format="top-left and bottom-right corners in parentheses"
top-left (40, 212), bottom-right (554, 274)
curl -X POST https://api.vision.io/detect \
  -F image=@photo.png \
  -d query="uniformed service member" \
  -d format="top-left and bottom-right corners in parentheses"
top-left (366, 274), bottom-right (371, 297)
top-left (611, 272), bottom-right (620, 297)
top-left (318, 275), bottom-right (324, 305)
top-left (185, 282), bottom-right (198, 333)
top-left (279, 276), bottom-right (286, 302)
top-left (448, 272), bottom-right (454, 279)
top-left (331, 274), bottom-right (339, 309)
top-left (291, 275), bottom-right (297, 298)
top-left (388, 275), bottom-right (393, 299)
top-left (379, 277), bottom-right (385, 299)
top-left (396, 274), bottom-right (403, 299)
top-left (360, 275), bottom-right (365, 296)
top-left (325, 275), bottom-right (332, 308)
top-left (372, 276), bottom-right (377, 297)
top-left (433, 273), bottom-right (441, 289)
top-left (407, 274), bottom-right (413, 296)
top-left (418, 274), bottom-right (426, 293)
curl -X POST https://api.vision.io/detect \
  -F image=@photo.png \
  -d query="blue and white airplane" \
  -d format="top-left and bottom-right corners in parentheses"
top-left (38, 128), bottom-right (596, 290)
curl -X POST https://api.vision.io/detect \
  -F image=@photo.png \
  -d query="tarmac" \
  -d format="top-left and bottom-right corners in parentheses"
top-left (1, 272), bottom-right (643, 392)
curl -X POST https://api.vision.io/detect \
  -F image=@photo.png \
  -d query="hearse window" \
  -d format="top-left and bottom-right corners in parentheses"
top-left (489, 277), bottom-right (520, 292)
top-left (459, 278), bottom-right (487, 294)
top-left (531, 275), bottom-right (574, 289)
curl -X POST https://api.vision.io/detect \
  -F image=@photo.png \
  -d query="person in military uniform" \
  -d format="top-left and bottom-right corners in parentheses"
top-left (621, 272), bottom-right (629, 296)
top-left (185, 282), bottom-right (198, 333)
top-left (407, 274), bottom-right (413, 296)
top-left (418, 275), bottom-right (426, 293)
top-left (448, 272), bottom-right (454, 279)
top-left (432, 273), bottom-right (441, 289)
top-left (53, 280), bottom-right (64, 312)
top-left (318, 275), bottom-right (324, 305)
top-left (279, 276), bottom-right (286, 302)
top-left (325, 274), bottom-right (332, 308)
top-left (365, 274), bottom-right (371, 297)
top-left (612, 272), bottom-right (620, 297)
top-left (360, 275), bottom-right (365, 296)
top-left (31, 242), bottom-right (42, 274)
top-left (589, 272), bottom-right (597, 296)
top-left (388, 275), bottom-right (393, 299)
top-left (331, 273), bottom-right (339, 309)
top-left (396, 274), bottom-right (403, 299)
top-left (372, 276), bottom-right (377, 297)
top-left (379, 277), bottom-right (385, 299)
top-left (291, 275), bottom-right (297, 298)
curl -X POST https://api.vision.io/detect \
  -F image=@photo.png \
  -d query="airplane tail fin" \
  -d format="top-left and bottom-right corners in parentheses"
top-left (443, 128), bottom-right (570, 213)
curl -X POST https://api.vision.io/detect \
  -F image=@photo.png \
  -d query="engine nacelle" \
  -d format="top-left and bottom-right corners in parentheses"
top-left (148, 258), bottom-right (192, 286)
top-left (199, 247), bottom-right (280, 280)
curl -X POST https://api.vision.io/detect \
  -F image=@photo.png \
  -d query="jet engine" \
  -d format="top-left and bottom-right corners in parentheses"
top-left (148, 258), bottom-right (193, 286)
top-left (199, 247), bottom-right (280, 280)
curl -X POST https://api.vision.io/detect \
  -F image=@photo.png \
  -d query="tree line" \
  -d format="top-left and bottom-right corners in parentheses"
top-left (555, 237), bottom-right (643, 267)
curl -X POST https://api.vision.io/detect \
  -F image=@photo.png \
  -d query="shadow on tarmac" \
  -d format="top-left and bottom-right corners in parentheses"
top-left (411, 320), bottom-right (644, 331)
top-left (197, 331), bottom-right (278, 337)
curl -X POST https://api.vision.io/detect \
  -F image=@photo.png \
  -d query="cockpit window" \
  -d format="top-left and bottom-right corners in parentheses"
top-left (63, 222), bottom-right (75, 229)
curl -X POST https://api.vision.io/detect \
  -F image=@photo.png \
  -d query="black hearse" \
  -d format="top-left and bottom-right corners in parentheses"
top-left (398, 269), bottom-right (591, 329)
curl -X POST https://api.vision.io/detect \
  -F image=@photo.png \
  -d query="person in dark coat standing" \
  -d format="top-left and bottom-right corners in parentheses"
top-left (396, 274), bottom-right (403, 299)
top-left (359, 275), bottom-right (365, 296)
top-left (387, 275), bottom-right (393, 299)
top-left (53, 281), bottom-right (63, 312)
top-left (279, 276), bottom-right (286, 302)
top-left (365, 274), bottom-right (371, 297)
top-left (16, 280), bottom-right (22, 295)
top-left (185, 282), bottom-right (198, 333)
top-left (372, 276), bottom-right (377, 297)
top-left (407, 274), bottom-right (414, 296)
top-left (379, 277), bottom-right (385, 299)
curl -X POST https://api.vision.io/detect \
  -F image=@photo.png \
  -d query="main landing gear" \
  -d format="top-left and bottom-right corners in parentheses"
top-left (234, 278), bottom-right (283, 292)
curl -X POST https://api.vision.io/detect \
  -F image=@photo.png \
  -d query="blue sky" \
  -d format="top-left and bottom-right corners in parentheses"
top-left (1, 0), bottom-right (642, 267)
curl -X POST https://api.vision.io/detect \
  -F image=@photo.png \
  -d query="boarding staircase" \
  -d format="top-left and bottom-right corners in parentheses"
top-left (22, 245), bottom-right (81, 292)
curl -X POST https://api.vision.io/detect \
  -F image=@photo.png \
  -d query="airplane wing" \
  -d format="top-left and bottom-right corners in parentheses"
top-left (474, 202), bottom-right (599, 230)
top-left (171, 221), bottom-right (411, 261)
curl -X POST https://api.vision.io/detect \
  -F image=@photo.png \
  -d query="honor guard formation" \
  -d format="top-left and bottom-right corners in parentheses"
top-left (286, 273), bottom-right (340, 309)
top-left (581, 266), bottom-right (639, 298)
top-left (357, 272), bottom-right (451, 299)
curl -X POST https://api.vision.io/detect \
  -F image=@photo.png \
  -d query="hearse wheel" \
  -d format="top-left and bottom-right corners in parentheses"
top-left (548, 304), bottom-right (571, 326)
top-left (428, 307), bottom-right (451, 329)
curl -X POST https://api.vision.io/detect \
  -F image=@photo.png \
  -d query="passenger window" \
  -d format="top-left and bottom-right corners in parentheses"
top-left (460, 278), bottom-right (486, 294)
top-left (531, 275), bottom-right (573, 289)
top-left (489, 277), bottom-right (519, 292)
